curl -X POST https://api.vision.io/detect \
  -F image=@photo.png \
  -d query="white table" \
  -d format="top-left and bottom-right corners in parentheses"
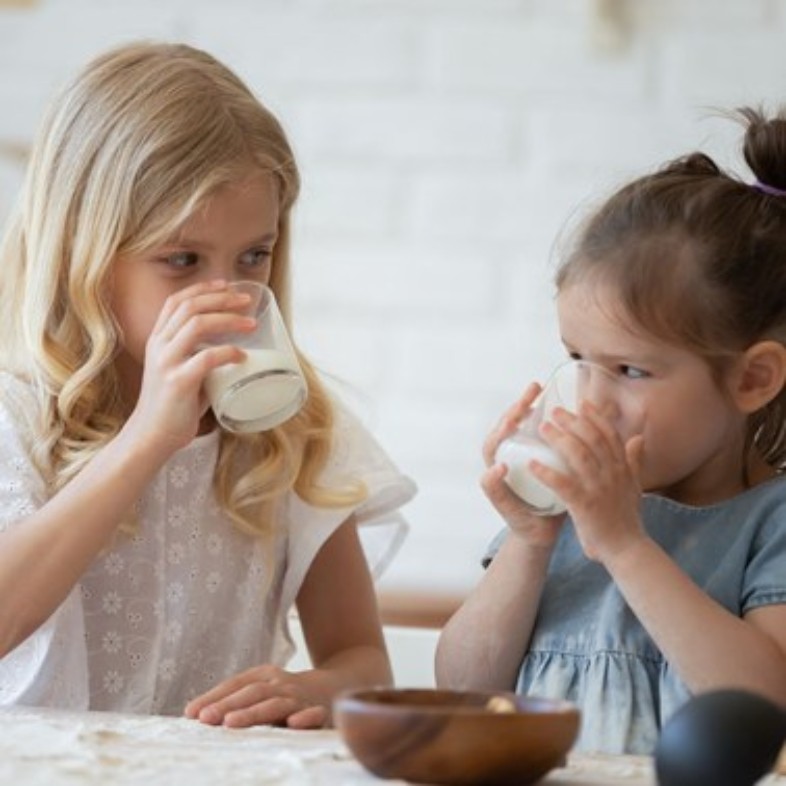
top-left (0, 705), bottom-right (783, 785)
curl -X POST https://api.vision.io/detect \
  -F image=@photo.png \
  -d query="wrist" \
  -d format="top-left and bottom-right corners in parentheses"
top-left (602, 534), bottom-right (656, 577)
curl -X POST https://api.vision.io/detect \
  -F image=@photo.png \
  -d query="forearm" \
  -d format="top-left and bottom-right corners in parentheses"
top-left (298, 644), bottom-right (392, 720)
top-left (607, 537), bottom-right (786, 703)
top-left (435, 535), bottom-right (551, 691)
top-left (0, 425), bottom-right (168, 656)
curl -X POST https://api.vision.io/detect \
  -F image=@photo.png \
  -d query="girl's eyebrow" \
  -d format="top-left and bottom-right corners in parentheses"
top-left (164, 232), bottom-right (278, 250)
top-left (561, 341), bottom-right (661, 366)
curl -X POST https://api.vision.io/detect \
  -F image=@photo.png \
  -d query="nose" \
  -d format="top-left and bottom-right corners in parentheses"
top-left (576, 362), bottom-right (622, 420)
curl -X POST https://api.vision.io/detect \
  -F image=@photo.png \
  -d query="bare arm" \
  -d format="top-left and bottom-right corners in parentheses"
top-left (0, 281), bottom-right (254, 657)
top-left (0, 426), bottom-right (170, 657)
top-left (435, 530), bottom-right (552, 690)
top-left (436, 384), bottom-right (565, 690)
top-left (184, 516), bottom-right (393, 729)
top-left (606, 538), bottom-right (786, 704)
top-left (535, 402), bottom-right (786, 705)
top-left (297, 514), bottom-right (393, 699)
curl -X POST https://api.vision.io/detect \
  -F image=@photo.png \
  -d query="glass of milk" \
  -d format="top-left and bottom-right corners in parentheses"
top-left (205, 280), bottom-right (307, 432)
top-left (494, 360), bottom-right (643, 515)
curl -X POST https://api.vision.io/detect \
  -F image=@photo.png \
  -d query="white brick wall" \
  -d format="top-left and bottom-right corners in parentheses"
top-left (1, 0), bottom-right (783, 599)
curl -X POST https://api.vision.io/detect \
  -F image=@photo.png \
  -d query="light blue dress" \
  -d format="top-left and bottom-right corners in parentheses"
top-left (484, 477), bottom-right (786, 755)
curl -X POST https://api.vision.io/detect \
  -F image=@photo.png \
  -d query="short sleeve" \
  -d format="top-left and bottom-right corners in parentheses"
top-left (0, 374), bottom-right (49, 531)
top-left (742, 502), bottom-right (786, 613)
top-left (279, 398), bottom-right (417, 623)
top-left (481, 528), bottom-right (508, 569)
top-left (0, 373), bottom-right (90, 709)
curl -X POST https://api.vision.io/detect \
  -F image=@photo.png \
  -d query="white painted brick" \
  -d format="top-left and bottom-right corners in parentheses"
top-left (290, 96), bottom-right (514, 163)
top-left (190, 10), bottom-right (422, 89)
top-left (377, 480), bottom-right (501, 594)
top-left (293, 240), bottom-right (497, 317)
top-left (295, 318), bottom-right (394, 398)
top-left (526, 108), bottom-right (700, 181)
top-left (294, 165), bottom-right (402, 238)
top-left (391, 322), bottom-right (537, 399)
top-left (660, 31), bottom-right (786, 109)
top-left (373, 398), bottom-right (490, 477)
top-left (430, 21), bottom-right (648, 100)
top-left (408, 170), bottom-right (598, 252)
top-left (635, 0), bottom-right (770, 28)
top-left (325, 0), bottom-right (528, 15)
top-left (1, 0), bottom-right (785, 599)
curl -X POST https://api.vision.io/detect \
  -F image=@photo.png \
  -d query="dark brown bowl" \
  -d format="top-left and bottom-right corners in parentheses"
top-left (333, 687), bottom-right (580, 785)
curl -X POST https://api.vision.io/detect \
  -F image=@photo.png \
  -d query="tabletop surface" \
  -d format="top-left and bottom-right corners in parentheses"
top-left (0, 705), bottom-right (783, 785)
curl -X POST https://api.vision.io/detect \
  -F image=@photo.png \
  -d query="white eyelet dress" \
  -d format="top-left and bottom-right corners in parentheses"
top-left (0, 373), bottom-right (416, 715)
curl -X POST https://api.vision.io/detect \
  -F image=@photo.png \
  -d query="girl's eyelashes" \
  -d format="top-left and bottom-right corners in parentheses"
top-left (154, 247), bottom-right (273, 273)
top-left (160, 251), bottom-right (199, 269)
top-left (619, 364), bottom-right (649, 380)
top-left (239, 248), bottom-right (273, 269)
top-left (565, 351), bottom-right (649, 380)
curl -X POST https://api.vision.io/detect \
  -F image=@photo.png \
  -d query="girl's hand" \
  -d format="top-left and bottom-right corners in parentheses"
top-left (482, 383), bottom-right (565, 550)
top-left (184, 664), bottom-right (329, 729)
top-left (531, 400), bottom-right (645, 563)
top-left (123, 280), bottom-right (256, 455)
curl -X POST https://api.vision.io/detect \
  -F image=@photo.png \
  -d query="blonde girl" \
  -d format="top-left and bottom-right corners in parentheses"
top-left (436, 107), bottom-right (786, 753)
top-left (0, 41), bottom-right (415, 728)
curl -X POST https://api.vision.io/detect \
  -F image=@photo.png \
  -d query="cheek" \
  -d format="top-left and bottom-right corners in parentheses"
top-left (113, 300), bottom-right (161, 362)
top-left (637, 392), bottom-right (733, 475)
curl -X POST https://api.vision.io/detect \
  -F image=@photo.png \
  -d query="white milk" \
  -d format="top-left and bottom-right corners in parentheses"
top-left (495, 436), bottom-right (568, 515)
top-left (206, 348), bottom-right (306, 430)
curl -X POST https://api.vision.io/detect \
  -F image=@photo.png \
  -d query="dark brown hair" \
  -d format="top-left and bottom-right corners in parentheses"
top-left (556, 107), bottom-right (786, 470)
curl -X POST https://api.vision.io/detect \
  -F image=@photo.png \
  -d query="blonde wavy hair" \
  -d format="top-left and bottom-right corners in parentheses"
top-left (0, 41), bottom-right (365, 537)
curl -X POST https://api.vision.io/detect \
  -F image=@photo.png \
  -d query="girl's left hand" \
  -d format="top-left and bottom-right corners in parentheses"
top-left (530, 400), bottom-right (646, 563)
top-left (184, 664), bottom-right (329, 729)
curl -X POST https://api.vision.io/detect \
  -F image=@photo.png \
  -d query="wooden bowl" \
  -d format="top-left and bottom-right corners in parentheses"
top-left (333, 687), bottom-right (580, 785)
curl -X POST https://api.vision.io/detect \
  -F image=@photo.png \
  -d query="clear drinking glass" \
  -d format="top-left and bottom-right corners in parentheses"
top-left (494, 360), bottom-right (644, 515)
top-left (204, 280), bottom-right (308, 433)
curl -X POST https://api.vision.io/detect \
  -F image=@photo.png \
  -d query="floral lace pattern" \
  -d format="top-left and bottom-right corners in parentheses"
top-left (0, 374), bottom-right (415, 715)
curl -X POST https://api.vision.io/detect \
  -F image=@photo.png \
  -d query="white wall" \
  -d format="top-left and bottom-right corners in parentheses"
top-left (1, 0), bottom-right (785, 598)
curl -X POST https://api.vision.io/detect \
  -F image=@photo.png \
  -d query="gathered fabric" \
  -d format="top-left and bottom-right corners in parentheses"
top-left (0, 372), bottom-right (415, 715)
top-left (486, 479), bottom-right (786, 754)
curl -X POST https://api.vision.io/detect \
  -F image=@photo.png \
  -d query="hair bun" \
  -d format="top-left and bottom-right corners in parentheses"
top-left (739, 106), bottom-right (786, 192)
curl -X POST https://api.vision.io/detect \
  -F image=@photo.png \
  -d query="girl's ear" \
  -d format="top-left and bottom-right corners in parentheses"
top-left (730, 340), bottom-right (786, 413)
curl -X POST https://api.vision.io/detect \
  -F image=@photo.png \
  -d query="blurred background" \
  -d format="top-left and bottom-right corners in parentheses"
top-left (2, 0), bottom-right (785, 626)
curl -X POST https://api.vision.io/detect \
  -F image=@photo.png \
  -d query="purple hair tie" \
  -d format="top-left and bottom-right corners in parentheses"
top-left (752, 180), bottom-right (786, 197)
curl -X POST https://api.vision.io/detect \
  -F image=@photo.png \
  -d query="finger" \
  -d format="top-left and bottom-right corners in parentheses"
top-left (527, 459), bottom-right (572, 504)
top-left (222, 696), bottom-right (302, 728)
top-left (197, 674), bottom-right (304, 726)
top-left (184, 666), bottom-right (281, 718)
top-left (150, 344), bottom-right (246, 403)
top-left (482, 383), bottom-right (542, 466)
top-left (152, 279), bottom-right (228, 337)
top-left (158, 306), bottom-right (256, 357)
top-left (625, 434), bottom-right (645, 488)
top-left (286, 705), bottom-right (328, 730)
top-left (544, 407), bottom-right (611, 473)
top-left (155, 285), bottom-right (253, 345)
top-left (480, 464), bottom-right (532, 519)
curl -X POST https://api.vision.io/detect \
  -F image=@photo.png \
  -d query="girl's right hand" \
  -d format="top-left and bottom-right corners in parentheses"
top-left (481, 383), bottom-right (565, 550)
top-left (122, 280), bottom-right (255, 456)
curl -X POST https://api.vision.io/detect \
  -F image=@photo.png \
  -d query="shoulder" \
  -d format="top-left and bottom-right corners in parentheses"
top-left (0, 371), bottom-right (40, 441)
top-left (0, 372), bottom-right (48, 523)
top-left (322, 394), bottom-right (411, 486)
top-left (642, 480), bottom-right (786, 535)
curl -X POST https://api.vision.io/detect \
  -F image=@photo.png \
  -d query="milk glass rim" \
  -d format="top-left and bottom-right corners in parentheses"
top-left (544, 358), bottom-right (625, 384)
